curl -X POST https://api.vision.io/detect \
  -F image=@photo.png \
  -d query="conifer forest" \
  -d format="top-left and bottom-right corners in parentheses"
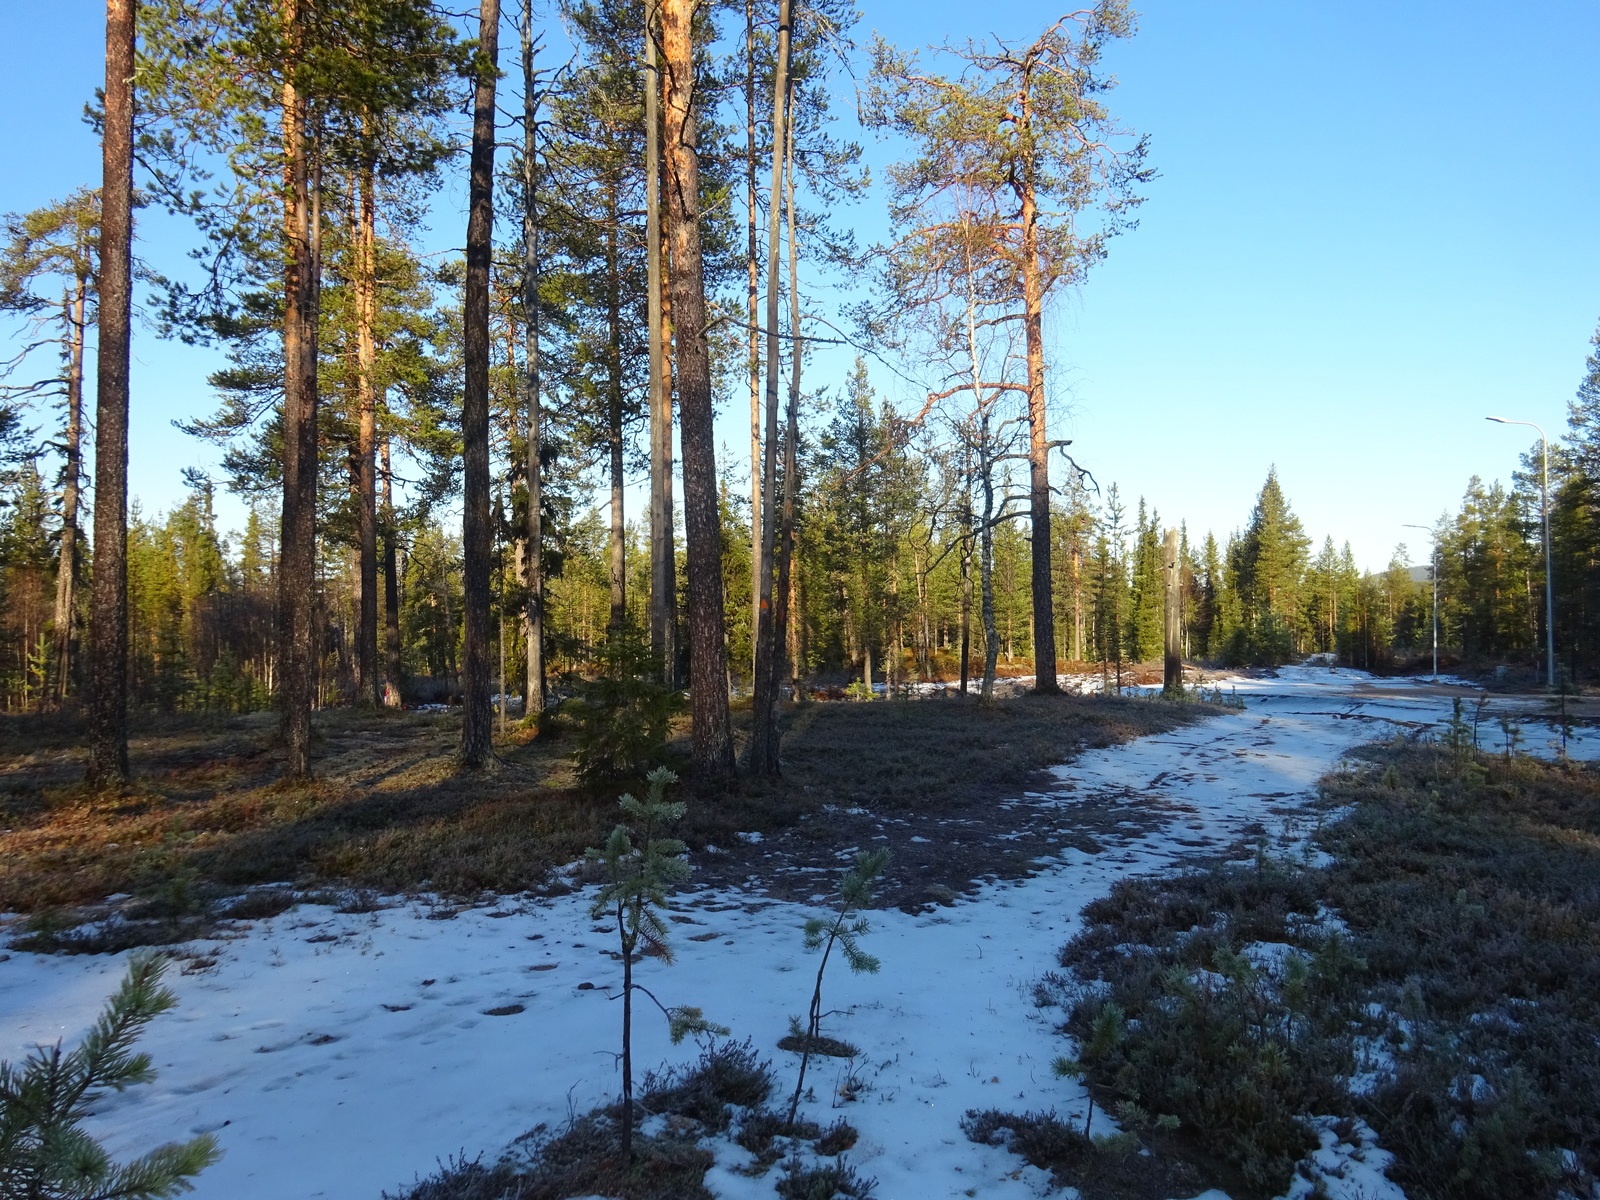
top-left (2, 4), bottom-right (1598, 1200)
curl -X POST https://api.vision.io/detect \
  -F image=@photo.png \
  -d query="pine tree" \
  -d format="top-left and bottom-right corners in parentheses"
top-left (587, 767), bottom-right (724, 1164)
top-left (0, 190), bottom-right (98, 707)
top-left (866, 6), bottom-right (1150, 695)
top-left (85, 0), bottom-right (136, 785)
top-left (0, 955), bottom-right (222, 1199)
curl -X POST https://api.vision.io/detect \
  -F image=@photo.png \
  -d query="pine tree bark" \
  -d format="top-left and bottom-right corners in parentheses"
top-left (353, 157), bottom-right (379, 707)
top-left (662, 0), bottom-right (733, 774)
top-left (86, 0), bottom-right (134, 785)
top-left (275, 0), bottom-right (320, 779)
top-left (52, 282), bottom-right (86, 707)
top-left (1021, 171), bottom-right (1058, 694)
top-left (521, 0), bottom-right (546, 713)
top-left (644, 0), bottom-right (675, 684)
top-left (459, 0), bottom-right (499, 768)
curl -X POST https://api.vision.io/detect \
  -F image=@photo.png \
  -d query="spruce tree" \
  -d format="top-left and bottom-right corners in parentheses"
top-left (1231, 468), bottom-right (1310, 665)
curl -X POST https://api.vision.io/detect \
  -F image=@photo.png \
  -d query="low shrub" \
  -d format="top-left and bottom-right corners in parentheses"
top-left (640, 1039), bottom-right (775, 1133)
top-left (1047, 744), bottom-right (1600, 1200)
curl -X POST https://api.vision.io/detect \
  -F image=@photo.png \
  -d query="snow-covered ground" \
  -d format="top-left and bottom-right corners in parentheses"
top-left (0, 667), bottom-right (1585, 1200)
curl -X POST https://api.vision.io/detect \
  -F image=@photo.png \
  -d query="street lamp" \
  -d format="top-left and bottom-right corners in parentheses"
top-left (1402, 523), bottom-right (1438, 681)
top-left (1485, 416), bottom-right (1555, 691)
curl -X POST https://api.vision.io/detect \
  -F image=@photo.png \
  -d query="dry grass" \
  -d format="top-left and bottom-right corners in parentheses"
top-left (0, 690), bottom-right (1213, 928)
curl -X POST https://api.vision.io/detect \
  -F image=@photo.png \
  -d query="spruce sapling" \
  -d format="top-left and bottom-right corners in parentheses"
top-left (586, 767), bottom-right (726, 1165)
top-left (786, 848), bottom-right (890, 1129)
top-left (0, 954), bottom-right (222, 1199)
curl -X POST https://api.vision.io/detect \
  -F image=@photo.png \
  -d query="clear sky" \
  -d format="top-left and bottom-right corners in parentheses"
top-left (2, 0), bottom-right (1597, 569)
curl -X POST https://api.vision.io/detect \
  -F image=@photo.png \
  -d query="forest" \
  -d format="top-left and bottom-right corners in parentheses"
top-left (4, 3), bottom-right (1600, 1200)
top-left (2, 0), bottom-right (1597, 751)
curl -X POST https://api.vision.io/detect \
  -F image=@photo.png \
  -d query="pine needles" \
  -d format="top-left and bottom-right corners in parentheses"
top-left (0, 954), bottom-right (221, 1199)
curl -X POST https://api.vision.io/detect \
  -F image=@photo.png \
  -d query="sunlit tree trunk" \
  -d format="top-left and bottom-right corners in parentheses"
top-left (87, 0), bottom-right (135, 784)
top-left (662, 0), bottom-right (733, 772)
top-left (274, 0), bottom-right (322, 779)
top-left (353, 154), bottom-right (379, 707)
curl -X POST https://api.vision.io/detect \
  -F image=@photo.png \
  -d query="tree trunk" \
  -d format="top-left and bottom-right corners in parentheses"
top-left (52, 282), bottom-right (86, 707)
top-left (959, 498), bottom-right (972, 698)
top-left (605, 212), bottom-right (627, 634)
top-left (353, 156), bottom-right (379, 707)
top-left (979, 433), bottom-right (999, 702)
top-left (769, 114), bottom-right (802, 740)
top-left (662, 0), bottom-right (733, 774)
top-left (745, 0), bottom-right (761, 683)
top-left (1163, 526), bottom-right (1182, 694)
top-left (460, 0), bottom-right (499, 768)
top-left (748, 0), bottom-right (794, 774)
top-left (86, 0), bottom-right (134, 785)
top-left (1020, 169), bottom-right (1058, 694)
top-left (275, 0), bottom-right (320, 780)
top-left (521, 0), bottom-right (546, 714)
top-left (644, 0), bottom-right (674, 683)
top-left (381, 434), bottom-right (402, 705)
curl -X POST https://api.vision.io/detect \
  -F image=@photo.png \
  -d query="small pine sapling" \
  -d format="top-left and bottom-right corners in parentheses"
top-left (1471, 690), bottom-right (1491, 753)
top-left (0, 954), bottom-right (222, 1199)
top-left (1051, 1001), bottom-right (1126, 1137)
top-left (1497, 714), bottom-right (1523, 762)
top-left (1442, 697), bottom-right (1473, 763)
top-left (586, 767), bottom-right (726, 1165)
top-left (786, 849), bottom-right (890, 1129)
top-left (1545, 672), bottom-right (1579, 758)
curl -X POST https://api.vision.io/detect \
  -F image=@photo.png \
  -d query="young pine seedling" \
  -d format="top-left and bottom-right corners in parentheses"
top-left (1052, 1001), bottom-right (1127, 1138)
top-left (0, 954), bottom-right (222, 1199)
top-left (587, 767), bottom-right (726, 1166)
top-left (785, 848), bottom-right (890, 1128)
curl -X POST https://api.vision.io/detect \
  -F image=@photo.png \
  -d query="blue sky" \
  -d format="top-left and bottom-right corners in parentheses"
top-left (2, 0), bottom-right (1597, 568)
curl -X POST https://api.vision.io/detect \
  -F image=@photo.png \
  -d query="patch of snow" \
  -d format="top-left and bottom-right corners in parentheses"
top-left (5, 666), bottom-right (1593, 1198)
top-left (1275, 1116), bottom-right (1407, 1200)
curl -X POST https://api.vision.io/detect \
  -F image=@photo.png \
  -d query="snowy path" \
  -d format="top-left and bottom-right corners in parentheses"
top-left (0, 668), bottom-right (1579, 1200)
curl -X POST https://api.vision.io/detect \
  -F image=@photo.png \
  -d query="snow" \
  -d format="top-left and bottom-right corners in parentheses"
top-left (1, 666), bottom-right (1588, 1200)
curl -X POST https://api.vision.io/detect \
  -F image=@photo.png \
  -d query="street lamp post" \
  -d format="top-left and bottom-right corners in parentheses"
top-left (1486, 416), bottom-right (1555, 691)
top-left (1402, 523), bottom-right (1438, 681)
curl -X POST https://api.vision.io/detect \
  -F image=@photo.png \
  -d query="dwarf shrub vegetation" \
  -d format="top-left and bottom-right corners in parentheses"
top-left (1046, 742), bottom-right (1600, 1200)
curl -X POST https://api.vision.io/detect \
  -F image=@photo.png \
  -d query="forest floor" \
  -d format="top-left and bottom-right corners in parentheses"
top-left (0, 684), bottom-right (1207, 926)
top-left (2, 668), bottom-right (1596, 1200)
